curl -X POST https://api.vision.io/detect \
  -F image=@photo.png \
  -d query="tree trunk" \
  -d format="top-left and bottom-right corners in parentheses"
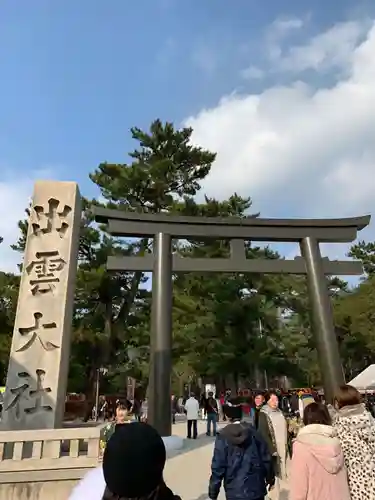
top-left (102, 301), bottom-right (113, 366)
top-left (114, 238), bottom-right (149, 326)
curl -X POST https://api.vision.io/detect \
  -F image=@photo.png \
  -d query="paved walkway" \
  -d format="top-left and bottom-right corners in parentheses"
top-left (164, 421), bottom-right (226, 500)
top-left (164, 421), bottom-right (290, 500)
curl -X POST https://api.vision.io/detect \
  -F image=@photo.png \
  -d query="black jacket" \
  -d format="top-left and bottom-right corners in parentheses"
top-left (254, 404), bottom-right (264, 430)
top-left (208, 421), bottom-right (274, 500)
top-left (205, 397), bottom-right (218, 414)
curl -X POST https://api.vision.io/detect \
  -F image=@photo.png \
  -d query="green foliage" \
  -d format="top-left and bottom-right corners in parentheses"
top-left (334, 276), bottom-right (375, 379)
top-left (11, 216), bottom-right (29, 255)
top-left (90, 119), bottom-right (215, 212)
top-left (171, 194), bottom-right (312, 386)
top-left (81, 120), bottom-right (218, 395)
top-left (348, 240), bottom-right (375, 276)
top-left (0, 272), bottom-right (19, 383)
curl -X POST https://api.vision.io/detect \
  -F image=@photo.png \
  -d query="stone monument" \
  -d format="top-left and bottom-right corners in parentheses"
top-left (1, 181), bottom-right (81, 430)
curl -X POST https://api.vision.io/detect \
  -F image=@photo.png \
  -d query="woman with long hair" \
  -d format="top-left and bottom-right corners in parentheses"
top-left (290, 402), bottom-right (350, 500)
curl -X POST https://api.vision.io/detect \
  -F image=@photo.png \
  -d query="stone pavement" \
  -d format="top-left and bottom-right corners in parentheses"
top-left (164, 420), bottom-right (226, 500)
top-left (164, 420), bottom-right (290, 500)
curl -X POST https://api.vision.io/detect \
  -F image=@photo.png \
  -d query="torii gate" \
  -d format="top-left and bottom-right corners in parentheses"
top-left (94, 207), bottom-right (370, 436)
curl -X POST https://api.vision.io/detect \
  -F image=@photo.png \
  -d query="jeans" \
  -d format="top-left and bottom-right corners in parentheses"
top-left (187, 419), bottom-right (198, 438)
top-left (206, 413), bottom-right (217, 435)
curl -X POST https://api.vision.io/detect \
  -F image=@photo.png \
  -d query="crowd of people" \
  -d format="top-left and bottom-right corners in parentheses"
top-left (209, 384), bottom-right (375, 500)
top-left (71, 384), bottom-right (375, 500)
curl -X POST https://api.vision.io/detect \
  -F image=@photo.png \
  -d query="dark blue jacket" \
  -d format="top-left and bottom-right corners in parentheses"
top-left (208, 421), bottom-right (274, 500)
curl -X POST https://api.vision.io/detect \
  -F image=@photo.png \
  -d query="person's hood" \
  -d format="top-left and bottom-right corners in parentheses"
top-left (296, 424), bottom-right (344, 474)
top-left (219, 422), bottom-right (252, 445)
top-left (337, 403), bottom-right (367, 421)
top-left (336, 403), bottom-right (375, 437)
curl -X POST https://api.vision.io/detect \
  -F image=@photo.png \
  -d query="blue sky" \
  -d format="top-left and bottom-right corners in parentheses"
top-left (0, 0), bottom-right (371, 188)
top-left (1, 0), bottom-right (375, 272)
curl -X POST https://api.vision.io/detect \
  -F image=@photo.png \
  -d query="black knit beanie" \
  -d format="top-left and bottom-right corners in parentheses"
top-left (103, 422), bottom-right (166, 498)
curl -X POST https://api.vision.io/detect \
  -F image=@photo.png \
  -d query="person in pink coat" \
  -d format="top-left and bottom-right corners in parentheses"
top-left (290, 402), bottom-right (351, 500)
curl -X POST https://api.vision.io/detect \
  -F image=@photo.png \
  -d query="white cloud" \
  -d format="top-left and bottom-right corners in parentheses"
top-left (242, 17), bottom-right (370, 79)
top-left (0, 169), bottom-right (54, 273)
top-left (185, 19), bottom-right (375, 265)
top-left (268, 16), bottom-right (305, 40)
top-left (241, 65), bottom-right (265, 80)
top-left (276, 20), bottom-right (369, 73)
top-left (265, 15), bottom-right (306, 62)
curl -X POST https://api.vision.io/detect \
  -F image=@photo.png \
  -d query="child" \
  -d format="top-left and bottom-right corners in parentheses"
top-left (209, 403), bottom-right (275, 500)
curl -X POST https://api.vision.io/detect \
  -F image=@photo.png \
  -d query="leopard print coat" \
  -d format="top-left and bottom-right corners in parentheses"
top-left (333, 403), bottom-right (375, 500)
